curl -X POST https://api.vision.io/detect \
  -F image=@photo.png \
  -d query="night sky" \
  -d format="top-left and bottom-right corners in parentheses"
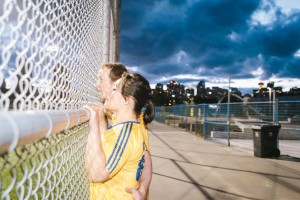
top-left (120, 0), bottom-right (300, 95)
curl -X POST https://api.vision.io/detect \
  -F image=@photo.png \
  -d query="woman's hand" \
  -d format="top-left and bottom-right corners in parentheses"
top-left (84, 103), bottom-right (105, 134)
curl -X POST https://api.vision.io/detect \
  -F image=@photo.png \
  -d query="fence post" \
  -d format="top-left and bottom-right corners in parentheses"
top-left (227, 103), bottom-right (231, 147)
top-left (168, 108), bottom-right (170, 125)
top-left (103, 0), bottom-right (111, 62)
top-left (173, 106), bottom-right (175, 127)
top-left (275, 99), bottom-right (279, 124)
top-left (195, 105), bottom-right (197, 135)
top-left (203, 104), bottom-right (207, 139)
top-left (164, 107), bottom-right (166, 123)
top-left (185, 106), bottom-right (188, 131)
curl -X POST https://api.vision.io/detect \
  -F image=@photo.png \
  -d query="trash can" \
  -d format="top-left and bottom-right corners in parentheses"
top-left (252, 124), bottom-right (281, 158)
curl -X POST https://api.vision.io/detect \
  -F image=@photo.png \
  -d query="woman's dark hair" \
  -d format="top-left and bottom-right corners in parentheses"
top-left (120, 73), bottom-right (154, 124)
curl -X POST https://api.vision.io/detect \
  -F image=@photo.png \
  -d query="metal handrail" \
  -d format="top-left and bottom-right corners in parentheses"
top-left (0, 109), bottom-right (90, 154)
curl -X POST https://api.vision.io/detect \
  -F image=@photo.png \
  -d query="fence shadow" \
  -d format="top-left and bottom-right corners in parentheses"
top-left (276, 155), bottom-right (300, 162)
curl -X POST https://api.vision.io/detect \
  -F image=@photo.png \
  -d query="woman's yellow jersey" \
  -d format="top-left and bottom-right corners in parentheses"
top-left (90, 121), bottom-right (145, 200)
top-left (110, 112), bottom-right (150, 152)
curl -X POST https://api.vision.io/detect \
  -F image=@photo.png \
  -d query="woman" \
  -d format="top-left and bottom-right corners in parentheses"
top-left (97, 63), bottom-right (152, 199)
top-left (85, 72), bottom-right (154, 199)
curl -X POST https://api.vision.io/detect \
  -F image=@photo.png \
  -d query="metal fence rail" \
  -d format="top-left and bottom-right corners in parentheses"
top-left (1, 0), bottom-right (120, 199)
top-left (155, 101), bottom-right (300, 146)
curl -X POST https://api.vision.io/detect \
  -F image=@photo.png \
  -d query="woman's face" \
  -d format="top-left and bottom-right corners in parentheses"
top-left (96, 68), bottom-right (114, 99)
top-left (104, 79), bottom-right (126, 111)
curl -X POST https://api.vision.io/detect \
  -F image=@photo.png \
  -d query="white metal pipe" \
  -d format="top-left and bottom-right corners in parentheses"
top-left (110, 0), bottom-right (121, 62)
top-left (0, 109), bottom-right (90, 154)
top-left (103, 0), bottom-right (111, 62)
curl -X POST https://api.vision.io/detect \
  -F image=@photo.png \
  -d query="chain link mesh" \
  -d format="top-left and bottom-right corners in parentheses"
top-left (1, 0), bottom-right (120, 199)
top-left (0, 0), bottom-right (109, 111)
top-left (0, 124), bottom-right (90, 199)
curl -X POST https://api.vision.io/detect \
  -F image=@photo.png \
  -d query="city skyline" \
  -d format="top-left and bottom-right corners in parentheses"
top-left (154, 79), bottom-right (298, 96)
top-left (151, 79), bottom-right (299, 106)
top-left (120, 0), bottom-right (300, 96)
top-left (152, 78), bottom-right (300, 96)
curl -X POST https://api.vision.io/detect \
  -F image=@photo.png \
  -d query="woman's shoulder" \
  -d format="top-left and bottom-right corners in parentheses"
top-left (108, 121), bottom-right (140, 130)
top-left (105, 121), bottom-right (140, 139)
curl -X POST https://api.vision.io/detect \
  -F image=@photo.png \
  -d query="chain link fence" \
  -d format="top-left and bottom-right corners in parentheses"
top-left (155, 101), bottom-right (300, 156)
top-left (1, 0), bottom-right (120, 199)
top-left (1, 124), bottom-right (89, 199)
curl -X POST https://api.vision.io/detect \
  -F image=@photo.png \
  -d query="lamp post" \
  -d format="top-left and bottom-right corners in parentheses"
top-left (227, 78), bottom-right (231, 146)
top-left (273, 89), bottom-right (276, 124)
top-left (267, 81), bottom-right (275, 124)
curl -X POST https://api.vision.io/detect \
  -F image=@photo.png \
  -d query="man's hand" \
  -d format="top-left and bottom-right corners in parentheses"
top-left (125, 151), bottom-right (152, 200)
top-left (125, 187), bottom-right (147, 200)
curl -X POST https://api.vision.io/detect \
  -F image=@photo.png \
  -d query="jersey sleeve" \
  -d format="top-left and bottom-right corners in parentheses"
top-left (105, 123), bottom-right (134, 178)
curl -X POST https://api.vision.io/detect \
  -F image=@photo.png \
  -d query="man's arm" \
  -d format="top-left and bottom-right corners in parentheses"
top-left (126, 150), bottom-right (152, 200)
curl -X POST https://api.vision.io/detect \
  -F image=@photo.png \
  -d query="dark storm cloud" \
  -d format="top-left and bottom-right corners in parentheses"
top-left (183, 0), bottom-right (259, 54)
top-left (121, 0), bottom-right (185, 66)
top-left (120, 0), bottom-right (300, 84)
top-left (249, 11), bottom-right (300, 78)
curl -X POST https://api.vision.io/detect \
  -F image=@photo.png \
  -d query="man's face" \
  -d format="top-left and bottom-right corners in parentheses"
top-left (96, 68), bottom-right (114, 99)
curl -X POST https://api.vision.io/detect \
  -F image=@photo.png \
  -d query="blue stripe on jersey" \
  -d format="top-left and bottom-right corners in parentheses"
top-left (107, 123), bottom-right (130, 172)
top-left (136, 155), bottom-right (145, 181)
top-left (109, 123), bottom-right (133, 174)
top-left (106, 124), bottom-right (126, 169)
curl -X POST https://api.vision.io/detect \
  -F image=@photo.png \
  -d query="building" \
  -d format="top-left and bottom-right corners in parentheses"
top-left (166, 80), bottom-right (185, 105)
top-left (251, 81), bottom-right (300, 101)
top-left (155, 83), bottom-right (164, 94)
top-left (230, 87), bottom-right (242, 97)
top-left (207, 87), bottom-right (228, 101)
top-left (185, 87), bottom-right (195, 103)
top-left (152, 83), bottom-right (166, 106)
top-left (196, 81), bottom-right (205, 98)
top-left (289, 87), bottom-right (300, 95)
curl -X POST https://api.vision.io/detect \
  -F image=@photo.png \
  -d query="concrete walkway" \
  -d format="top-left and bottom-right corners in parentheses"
top-left (148, 121), bottom-right (300, 200)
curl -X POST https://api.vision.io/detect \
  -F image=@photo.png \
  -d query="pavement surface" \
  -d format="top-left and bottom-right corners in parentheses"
top-left (219, 139), bottom-right (300, 159)
top-left (147, 121), bottom-right (300, 200)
